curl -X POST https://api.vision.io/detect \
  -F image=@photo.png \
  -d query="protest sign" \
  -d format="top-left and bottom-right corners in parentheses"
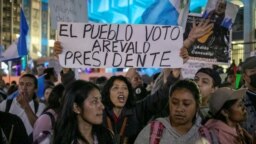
top-left (184, 14), bottom-right (231, 64)
top-left (181, 61), bottom-right (212, 79)
top-left (57, 23), bottom-right (183, 68)
top-left (49, 0), bottom-right (87, 29)
top-left (202, 0), bottom-right (239, 29)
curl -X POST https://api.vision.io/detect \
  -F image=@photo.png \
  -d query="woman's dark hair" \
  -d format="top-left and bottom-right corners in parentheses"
top-left (212, 99), bottom-right (238, 123)
top-left (43, 84), bottom-right (64, 113)
top-left (169, 79), bottom-right (201, 123)
top-left (53, 80), bottom-right (109, 144)
top-left (101, 75), bottom-right (135, 109)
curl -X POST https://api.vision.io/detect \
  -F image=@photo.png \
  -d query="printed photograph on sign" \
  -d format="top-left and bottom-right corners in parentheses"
top-left (184, 14), bottom-right (231, 64)
top-left (202, 0), bottom-right (239, 29)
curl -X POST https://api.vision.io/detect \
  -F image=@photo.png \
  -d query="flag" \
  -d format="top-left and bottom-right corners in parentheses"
top-left (141, 0), bottom-right (190, 28)
top-left (0, 40), bottom-right (20, 61)
top-left (0, 8), bottom-right (29, 62)
top-left (37, 74), bottom-right (45, 98)
top-left (18, 8), bottom-right (29, 56)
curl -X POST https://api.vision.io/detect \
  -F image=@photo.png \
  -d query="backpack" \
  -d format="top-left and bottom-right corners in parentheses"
top-left (149, 121), bottom-right (165, 144)
top-left (5, 98), bottom-right (39, 143)
top-left (149, 121), bottom-right (219, 144)
top-left (199, 126), bottom-right (219, 144)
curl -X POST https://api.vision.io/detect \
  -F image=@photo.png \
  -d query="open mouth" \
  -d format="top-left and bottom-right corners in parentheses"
top-left (118, 95), bottom-right (125, 103)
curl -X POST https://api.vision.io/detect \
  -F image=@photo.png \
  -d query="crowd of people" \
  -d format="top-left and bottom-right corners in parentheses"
top-left (0, 20), bottom-right (255, 144)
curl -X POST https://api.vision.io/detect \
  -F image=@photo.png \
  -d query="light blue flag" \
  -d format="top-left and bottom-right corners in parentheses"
top-left (18, 8), bottom-right (29, 56)
top-left (141, 0), bottom-right (190, 28)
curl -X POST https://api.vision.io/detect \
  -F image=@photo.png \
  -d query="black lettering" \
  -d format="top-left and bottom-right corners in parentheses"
top-left (70, 24), bottom-right (77, 38)
top-left (120, 40), bottom-right (128, 52)
top-left (115, 25), bottom-right (122, 41)
top-left (124, 54), bottom-right (133, 67)
top-left (145, 26), bottom-right (154, 41)
top-left (137, 54), bottom-right (146, 67)
top-left (65, 51), bottom-right (73, 65)
top-left (104, 52), bottom-right (108, 65)
top-left (152, 26), bottom-right (161, 41)
top-left (107, 24), bottom-right (116, 40)
top-left (59, 24), bottom-right (69, 37)
top-left (125, 25), bottom-right (133, 41)
top-left (83, 24), bottom-right (92, 38)
top-left (112, 53), bottom-right (122, 67)
top-left (83, 51), bottom-right (91, 66)
top-left (150, 52), bottom-right (160, 66)
top-left (170, 27), bottom-right (180, 40)
top-left (92, 51), bottom-right (101, 66)
top-left (126, 42), bottom-right (135, 53)
top-left (73, 51), bottom-right (82, 65)
top-left (91, 40), bottom-right (101, 52)
top-left (160, 51), bottom-right (171, 67)
top-left (112, 41), bottom-right (119, 52)
top-left (99, 24), bottom-right (107, 39)
top-left (91, 24), bottom-right (100, 39)
top-left (162, 26), bottom-right (172, 40)
top-left (103, 40), bottom-right (111, 52)
top-left (143, 42), bottom-right (150, 53)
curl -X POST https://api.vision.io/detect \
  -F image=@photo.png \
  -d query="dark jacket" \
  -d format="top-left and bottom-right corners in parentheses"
top-left (61, 69), bottom-right (178, 144)
top-left (103, 75), bottom-right (178, 144)
top-left (0, 111), bottom-right (29, 144)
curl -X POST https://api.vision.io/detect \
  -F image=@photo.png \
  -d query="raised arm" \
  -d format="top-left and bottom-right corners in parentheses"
top-left (135, 68), bottom-right (181, 124)
top-left (54, 41), bottom-right (75, 87)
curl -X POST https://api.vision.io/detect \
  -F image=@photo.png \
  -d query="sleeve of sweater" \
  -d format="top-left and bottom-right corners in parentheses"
top-left (134, 123), bottom-right (151, 144)
top-left (60, 69), bottom-right (76, 87)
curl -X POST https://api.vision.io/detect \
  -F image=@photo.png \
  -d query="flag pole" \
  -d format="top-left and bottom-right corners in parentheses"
top-left (8, 61), bottom-right (12, 83)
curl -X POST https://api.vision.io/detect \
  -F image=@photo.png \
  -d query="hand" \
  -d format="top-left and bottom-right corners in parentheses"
top-left (172, 68), bottom-right (181, 79)
top-left (163, 68), bottom-right (172, 84)
top-left (17, 92), bottom-right (30, 109)
top-left (180, 47), bottom-right (189, 63)
top-left (188, 19), bottom-right (213, 42)
top-left (54, 41), bottom-right (63, 57)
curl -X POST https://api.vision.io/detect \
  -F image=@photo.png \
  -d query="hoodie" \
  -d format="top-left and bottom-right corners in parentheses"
top-left (204, 119), bottom-right (252, 144)
top-left (134, 117), bottom-right (202, 144)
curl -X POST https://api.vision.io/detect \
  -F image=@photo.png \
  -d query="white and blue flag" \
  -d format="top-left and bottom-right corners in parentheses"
top-left (141, 0), bottom-right (190, 29)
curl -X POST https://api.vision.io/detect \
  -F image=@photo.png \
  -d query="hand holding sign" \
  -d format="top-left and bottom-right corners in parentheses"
top-left (54, 41), bottom-right (63, 57)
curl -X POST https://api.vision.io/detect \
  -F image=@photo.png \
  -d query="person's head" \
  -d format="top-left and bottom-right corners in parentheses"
top-left (7, 85), bottom-right (18, 95)
top-left (43, 68), bottom-right (58, 83)
top-left (95, 76), bottom-right (108, 91)
top-left (46, 84), bottom-right (65, 112)
top-left (194, 68), bottom-right (221, 99)
top-left (227, 71), bottom-right (236, 84)
top-left (209, 87), bottom-right (246, 124)
top-left (11, 80), bottom-right (17, 85)
top-left (44, 86), bottom-right (54, 103)
top-left (0, 79), bottom-right (5, 89)
top-left (241, 56), bottom-right (256, 90)
top-left (215, 0), bottom-right (226, 15)
top-left (102, 75), bottom-right (134, 109)
top-left (54, 80), bottom-right (104, 143)
top-left (168, 79), bottom-right (200, 127)
top-left (130, 71), bottom-right (143, 88)
top-left (18, 74), bottom-right (38, 100)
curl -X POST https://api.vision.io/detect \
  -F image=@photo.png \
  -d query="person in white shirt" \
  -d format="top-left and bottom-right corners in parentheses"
top-left (0, 74), bottom-right (45, 139)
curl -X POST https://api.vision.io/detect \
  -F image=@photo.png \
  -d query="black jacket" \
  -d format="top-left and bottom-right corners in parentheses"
top-left (0, 111), bottom-right (29, 144)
